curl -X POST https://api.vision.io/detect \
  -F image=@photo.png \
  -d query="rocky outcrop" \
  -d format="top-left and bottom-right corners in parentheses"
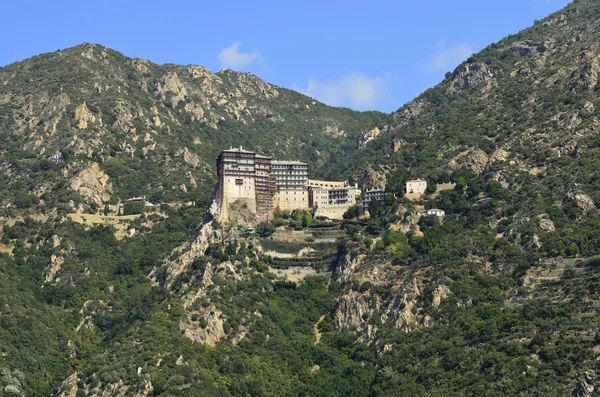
top-left (45, 254), bottom-right (64, 283)
top-left (150, 219), bottom-right (219, 289)
top-left (225, 200), bottom-right (262, 225)
top-left (156, 72), bottom-right (188, 107)
top-left (360, 127), bottom-right (381, 147)
top-left (383, 100), bottom-right (427, 133)
top-left (573, 370), bottom-right (598, 397)
top-left (74, 101), bottom-right (97, 129)
top-left (58, 372), bottom-right (79, 397)
top-left (14, 92), bottom-right (71, 139)
top-left (50, 234), bottom-right (61, 248)
top-left (432, 285), bottom-right (451, 308)
top-left (381, 292), bottom-right (420, 333)
top-left (69, 163), bottom-right (113, 207)
top-left (447, 62), bottom-right (496, 94)
top-left (392, 139), bottom-right (406, 153)
top-left (333, 247), bottom-right (450, 341)
top-left (324, 125), bottom-right (345, 136)
top-left (538, 215), bottom-right (556, 232)
top-left (448, 147), bottom-right (489, 175)
top-left (490, 147), bottom-right (510, 163)
top-left (334, 253), bottom-right (363, 283)
top-left (567, 188), bottom-right (596, 212)
top-left (334, 290), bottom-right (379, 340)
top-left (177, 147), bottom-right (200, 168)
top-left (180, 305), bottom-right (226, 347)
top-left (359, 167), bottom-right (387, 190)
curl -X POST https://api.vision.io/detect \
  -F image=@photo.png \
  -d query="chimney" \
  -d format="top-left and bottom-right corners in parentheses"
top-left (240, 145), bottom-right (243, 151)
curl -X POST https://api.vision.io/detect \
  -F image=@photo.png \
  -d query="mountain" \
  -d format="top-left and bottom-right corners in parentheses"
top-left (3, 1), bottom-right (600, 396)
top-left (0, 43), bottom-right (384, 214)
top-left (330, 0), bottom-right (600, 204)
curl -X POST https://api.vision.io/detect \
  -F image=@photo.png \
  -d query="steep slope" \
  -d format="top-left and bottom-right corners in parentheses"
top-left (312, 1), bottom-right (600, 394)
top-left (0, 43), bottom-right (383, 214)
top-left (329, 0), bottom-right (599, 187)
top-left (4, 1), bottom-right (600, 396)
top-left (326, 0), bottom-right (600, 260)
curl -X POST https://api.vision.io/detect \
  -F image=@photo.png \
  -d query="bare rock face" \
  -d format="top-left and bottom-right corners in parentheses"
top-left (58, 372), bottom-right (79, 397)
top-left (359, 167), bottom-right (387, 190)
top-left (567, 189), bottom-right (596, 212)
top-left (334, 253), bottom-right (363, 283)
top-left (180, 305), bottom-right (226, 347)
top-left (74, 101), bottom-right (97, 129)
top-left (45, 254), bottom-right (64, 283)
top-left (447, 62), bottom-right (496, 94)
top-left (379, 100), bottom-right (427, 140)
top-left (333, 251), bottom-right (449, 341)
top-left (392, 139), bottom-right (406, 153)
top-left (14, 92), bottom-right (71, 138)
top-left (50, 234), bottom-right (61, 248)
top-left (132, 58), bottom-right (151, 74)
top-left (538, 215), bottom-right (556, 232)
top-left (432, 285), bottom-right (451, 308)
top-left (490, 147), bottom-right (510, 163)
top-left (381, 293), bottom-right (420, 333)
top-left (324, 125), bottom-right (345, 136)
top-left (150, 219), bottom-right (219, 289)
top-left (571, 47), bottom-right (600, 91)
top-left (69, 163), bottom-right (113, 207)
top-left (334, 290), bottom-right (379, 340)
top-left (448, 147), bottom-right (489, 175)
top-left (360, 127), bottom-right (381, 147)
top-left (226, 200), bottom-right (261, 225)
top-left (156, 72), bottom-right (188, 106)
top-left (572, 370), bottom-right (598, 397)
top-left (177, 147), bottom-right (200, 168)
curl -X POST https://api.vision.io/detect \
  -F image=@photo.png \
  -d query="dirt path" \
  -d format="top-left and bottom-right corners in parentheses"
top-left (314, 314), bottom-right (326, 344)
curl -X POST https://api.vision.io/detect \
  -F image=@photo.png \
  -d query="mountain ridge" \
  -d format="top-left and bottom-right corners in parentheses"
top-left (3, 1), bottom-right (600, 395)
top-left (0, 42), bottom-right (384, 215)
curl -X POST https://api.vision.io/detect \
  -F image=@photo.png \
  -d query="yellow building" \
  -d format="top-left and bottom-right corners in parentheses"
top-left (308, 180), bottom-right (361, 220)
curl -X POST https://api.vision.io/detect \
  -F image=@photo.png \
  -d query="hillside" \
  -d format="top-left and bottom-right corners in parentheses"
top-left (0, 43), bottom-right (383, 215)
top-left (3, 1), bottom-right (600, 396)
top-left (329, 0), bottom-right (600, 211)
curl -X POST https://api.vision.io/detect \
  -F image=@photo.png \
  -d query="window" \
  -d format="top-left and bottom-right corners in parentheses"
top-left (235, 179), bottom-right (243, 185)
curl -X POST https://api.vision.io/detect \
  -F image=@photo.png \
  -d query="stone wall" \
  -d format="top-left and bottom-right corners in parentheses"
top-left (314, 206), bottom-right (349, 220)
top-left (275, 189), bottom-right (309, 213)
top-left (220, 175), bottom-right (256, 220)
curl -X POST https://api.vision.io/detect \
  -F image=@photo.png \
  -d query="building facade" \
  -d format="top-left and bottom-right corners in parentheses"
top-left (406, 179), bottom-right (427, 195)
top-left (308, 180), bottom-right (360, 220)
top-left (272, 161), bottom-right (309, 213)
top-left (426, 209), bottom-right (445, 217)
top-left (360, 189), bottom-right (386, 206)
top-left (216, 148), bottom-right (360, 222)
top-left (217, 147), bottom-right (275, 221)
top-left (418, 208), bottom-right (446, 217)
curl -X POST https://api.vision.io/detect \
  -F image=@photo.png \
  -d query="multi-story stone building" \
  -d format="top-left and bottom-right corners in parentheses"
top-left (217, 147), bottom-right (275, 221)
top-left (255, 155), bottom-right (277, 217)
top-left (272, 161), bottom-right (309, 213)
top-left (405, 179), bottom-right (427, 195)
top-left (360, 188), bottom-right (386, 206)
top-left (308, 180), bottom-right (360, 220)
top-left (216, 148), bottom-right (359, 222)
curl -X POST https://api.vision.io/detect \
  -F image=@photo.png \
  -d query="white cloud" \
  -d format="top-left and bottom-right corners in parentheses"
top-left (420, 40), bottom-right (473, 74)
top-left (298, 72), bottom-right (392, 110)
top-left (217, 41), bottom-right (262, 70)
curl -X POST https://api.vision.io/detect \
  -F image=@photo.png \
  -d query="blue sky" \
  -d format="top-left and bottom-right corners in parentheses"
top-left (1, 0), bottom-right (571, 113)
